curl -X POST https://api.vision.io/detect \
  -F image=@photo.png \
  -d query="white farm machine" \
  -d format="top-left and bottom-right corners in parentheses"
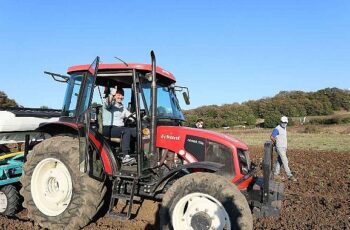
top-left (0, 107), bottom-right (60, 215)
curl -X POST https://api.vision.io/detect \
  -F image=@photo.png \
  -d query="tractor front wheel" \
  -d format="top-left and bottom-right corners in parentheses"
top-left (159, 172), bottom-right (253, 230)
top-left (20, 136), bottom-right (107, 230)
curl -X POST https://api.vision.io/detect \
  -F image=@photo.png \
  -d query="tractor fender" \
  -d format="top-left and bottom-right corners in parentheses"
top-left (36, 121), bottom-right (79, 137)
top-left (36, 122), bottom-right (117, 176)
top-left (153, 161), bottom-right (223, 194)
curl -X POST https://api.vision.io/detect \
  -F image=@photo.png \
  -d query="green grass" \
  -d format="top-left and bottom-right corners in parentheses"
top-left (215, 125), bottom-right (350, 152)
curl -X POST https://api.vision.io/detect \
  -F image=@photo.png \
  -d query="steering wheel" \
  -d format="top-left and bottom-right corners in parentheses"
top-left (124, 112), bottom-right (137, 126)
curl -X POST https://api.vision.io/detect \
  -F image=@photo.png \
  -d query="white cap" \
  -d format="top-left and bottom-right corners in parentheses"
top-left (281, 116), bottom-right (288, 123)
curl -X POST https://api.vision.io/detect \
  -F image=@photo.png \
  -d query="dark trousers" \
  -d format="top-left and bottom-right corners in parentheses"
top-left (103, 126), bottom-right (136, 155)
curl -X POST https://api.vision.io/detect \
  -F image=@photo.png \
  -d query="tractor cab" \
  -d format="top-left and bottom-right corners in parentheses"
top-left (63, 56), bottom-right (190, 177)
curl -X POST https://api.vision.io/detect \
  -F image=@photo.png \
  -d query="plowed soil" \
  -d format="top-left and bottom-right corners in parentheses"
top-left (1, 147), bottom-right (349, 230)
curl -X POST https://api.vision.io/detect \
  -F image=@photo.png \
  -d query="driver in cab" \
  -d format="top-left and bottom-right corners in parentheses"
top-left (103, 88), bottom-right (136, 164)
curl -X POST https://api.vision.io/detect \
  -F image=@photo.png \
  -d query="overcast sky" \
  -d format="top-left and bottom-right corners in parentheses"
top-left (1, 1), bottom-right (349, 109)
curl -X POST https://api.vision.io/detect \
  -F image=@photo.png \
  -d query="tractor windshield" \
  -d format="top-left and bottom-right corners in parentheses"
top-left (142, 83), bottom-right (185, 121)
top-left (62, 74), bottom-right (83, 117)
top-left (62, 73), bottom-right (94, 118)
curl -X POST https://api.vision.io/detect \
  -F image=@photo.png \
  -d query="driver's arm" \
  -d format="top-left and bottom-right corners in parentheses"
top-left (104, 94), bottom-right (115, 109)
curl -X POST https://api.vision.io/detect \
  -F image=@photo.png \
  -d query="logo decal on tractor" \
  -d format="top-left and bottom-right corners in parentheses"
top-left (187, 138), bottom-right (204, 146)
top-left (160, 134), bottom-right (180, 141)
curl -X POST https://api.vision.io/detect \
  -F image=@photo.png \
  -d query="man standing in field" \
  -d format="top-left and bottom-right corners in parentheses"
top-left (270, 116), bottom-right (297, 182)
top-left (195, 119), bottom-right (204, 129)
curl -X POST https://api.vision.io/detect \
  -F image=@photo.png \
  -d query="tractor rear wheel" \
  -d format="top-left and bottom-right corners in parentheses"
top-left (0, 185), bottom-right (21, 216)
top-left (20, 136), bottom-right (107, 230)
top-left (159, 172), bottom-right (253, 230)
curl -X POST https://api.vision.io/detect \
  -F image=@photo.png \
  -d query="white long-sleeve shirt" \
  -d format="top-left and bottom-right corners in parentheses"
top-left (102, 99), bottom-right (131, 127)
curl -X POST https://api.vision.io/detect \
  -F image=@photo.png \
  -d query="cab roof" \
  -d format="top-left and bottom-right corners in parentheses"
top-left (67, 63), bottom-right (176, 82)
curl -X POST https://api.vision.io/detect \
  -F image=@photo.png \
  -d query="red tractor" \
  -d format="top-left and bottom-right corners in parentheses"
top-left (20, 52), bottom-right (283, 230)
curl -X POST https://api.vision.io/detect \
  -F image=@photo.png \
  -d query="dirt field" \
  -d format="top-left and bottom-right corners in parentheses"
top-left (1, 146), bottom-right (349, 230)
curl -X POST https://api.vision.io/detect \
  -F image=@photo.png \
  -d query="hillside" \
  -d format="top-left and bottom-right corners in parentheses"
top-left (184, 87), bottom-right (350, 128)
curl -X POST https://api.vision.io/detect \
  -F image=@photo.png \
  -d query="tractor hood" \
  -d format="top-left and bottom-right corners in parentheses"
top-left (156, 126), bottom-right (248, 155)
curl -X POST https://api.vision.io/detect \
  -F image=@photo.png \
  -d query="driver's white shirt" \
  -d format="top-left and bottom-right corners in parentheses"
top-left (103, 100), bottom-right (131, 127)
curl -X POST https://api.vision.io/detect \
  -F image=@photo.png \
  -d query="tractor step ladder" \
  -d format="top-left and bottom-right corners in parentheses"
top-left (108, 176), bottom-right (137, 220)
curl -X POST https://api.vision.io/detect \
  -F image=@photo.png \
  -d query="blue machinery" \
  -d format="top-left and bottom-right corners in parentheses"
top-left (0, 152), bottom-right (24, 186)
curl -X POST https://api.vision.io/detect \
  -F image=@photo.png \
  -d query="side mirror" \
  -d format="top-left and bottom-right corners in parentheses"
top-left (44, 71), bottom-right (70, 83)
top-left (174, 86), bottom-right (191, 105)
top-left (183, 92), bottom-right (190, 105)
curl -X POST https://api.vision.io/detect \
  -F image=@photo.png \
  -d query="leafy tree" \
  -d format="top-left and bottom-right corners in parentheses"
top-left (263, 110), bottom-right (282, 128)
top-left (0, 91), bottom-right (18, 107)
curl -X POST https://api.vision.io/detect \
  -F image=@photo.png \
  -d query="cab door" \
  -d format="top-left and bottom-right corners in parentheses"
top-left (75, 57), bottom-right (100, 174)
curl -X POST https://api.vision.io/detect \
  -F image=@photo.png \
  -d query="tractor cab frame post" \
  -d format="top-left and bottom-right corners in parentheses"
top-left (131, 68), bottom-right (143, 176)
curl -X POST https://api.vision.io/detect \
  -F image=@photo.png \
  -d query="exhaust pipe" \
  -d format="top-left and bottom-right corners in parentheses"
top-left (150, 51), bottom-right (157, 160)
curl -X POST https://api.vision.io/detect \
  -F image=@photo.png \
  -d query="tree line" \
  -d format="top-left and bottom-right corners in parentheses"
top-left (2, 88), bottom-right (350, 128)
top-left (184, 88), bottom-right (350, 128)
top-left (0, 91), bottom-right (50, 109)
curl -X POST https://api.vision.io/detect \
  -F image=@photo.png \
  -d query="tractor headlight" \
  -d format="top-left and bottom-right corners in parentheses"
top-left (142, 128), bottom-right (150, 136)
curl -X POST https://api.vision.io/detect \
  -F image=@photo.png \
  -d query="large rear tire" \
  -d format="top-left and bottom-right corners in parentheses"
top-left (20, 136), bottom-right (107, 230)
top-left (159, 172), bottom-right (253, 230)
top-left (0, 185), bottom-right (21, 216)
